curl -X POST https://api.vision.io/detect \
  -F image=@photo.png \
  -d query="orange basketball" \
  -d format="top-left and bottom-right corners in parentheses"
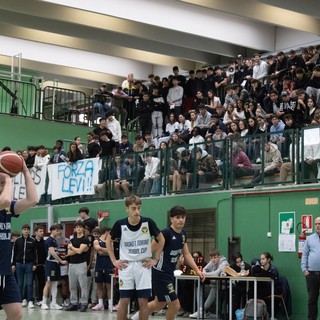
top-left (0, 151), bottom-right (24, 177)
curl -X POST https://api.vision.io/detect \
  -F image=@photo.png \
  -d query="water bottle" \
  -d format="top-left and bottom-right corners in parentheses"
top-left (240, 261), bottom-right (245, 276)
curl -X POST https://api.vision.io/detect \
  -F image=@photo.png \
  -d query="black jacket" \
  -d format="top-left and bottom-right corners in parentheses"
top-left (13, 236), bottom-right (36, 265)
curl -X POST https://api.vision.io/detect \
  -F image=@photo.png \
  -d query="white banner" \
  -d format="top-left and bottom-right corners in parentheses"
top-left (47, 158), bottom-right (101, 200)
top-left (13, 166), bottom-right (47, 201)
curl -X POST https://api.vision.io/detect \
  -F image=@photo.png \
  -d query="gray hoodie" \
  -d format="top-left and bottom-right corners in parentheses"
top-left (204, 255), bottom-right (229, 276)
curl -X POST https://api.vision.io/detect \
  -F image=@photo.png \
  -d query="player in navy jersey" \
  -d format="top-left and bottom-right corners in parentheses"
top-left (132, 205), bottom-right (205, 320)
top-left (106, 195), bottom-right (165, 320)
top-left (41, 224), bottom-right (68, 310)
top-left (0, 162), bottom-right (37, 320)
top-left (92, 226), bottom-right (114, 311)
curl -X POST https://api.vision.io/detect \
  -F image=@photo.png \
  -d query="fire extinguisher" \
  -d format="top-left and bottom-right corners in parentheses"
top-left (297, 222), bottom-right (307, 259)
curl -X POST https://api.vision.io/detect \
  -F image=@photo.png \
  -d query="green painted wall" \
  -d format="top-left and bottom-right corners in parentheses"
top-left (0, 115), bottom-right (90, 151)
top-left (12, 187), bottom-right (319, 319)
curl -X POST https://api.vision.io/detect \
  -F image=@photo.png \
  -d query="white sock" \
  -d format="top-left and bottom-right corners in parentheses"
top-left (131, 312), bottom-right (139, 320)
top-left (98, 298), bottom-right (103, 306)
top-left (51, 281), bottom-right (58, 304)
top-left (42, 296), bottom-right (47, 305)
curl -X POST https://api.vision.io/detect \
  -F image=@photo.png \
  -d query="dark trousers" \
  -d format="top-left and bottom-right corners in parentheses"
top-left (306, 272), bottom-right (320, 320)
top-left (34, 265), bottom-right (45, 301)
top-left (251, 168), bottom-right (279, 185)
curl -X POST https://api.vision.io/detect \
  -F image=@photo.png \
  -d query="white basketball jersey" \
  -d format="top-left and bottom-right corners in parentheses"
top-left (120, 221), bottom-right (151, 261)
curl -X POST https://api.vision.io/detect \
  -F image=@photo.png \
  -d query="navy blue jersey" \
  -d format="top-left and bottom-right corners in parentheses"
top-left (0, 201), bottom-right (18, 275)
top-left (95, 238), bottom-right (113, 270)
top-left (155, 226), bottom-right (186, 274)
top-left (45, 236), bottom-right (59, 262)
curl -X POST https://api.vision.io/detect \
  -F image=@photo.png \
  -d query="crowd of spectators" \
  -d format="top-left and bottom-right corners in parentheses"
top-left (3, 46), bottom-right (320, 197)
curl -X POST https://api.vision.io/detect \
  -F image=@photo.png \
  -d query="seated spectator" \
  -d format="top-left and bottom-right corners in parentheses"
top-left (137, 152), bottom-right (160, 196)
top-left (233, 100), bottom-right (247, 121)
top-left (264, 90), bottom-right (281, 121)
top-left (178, 113), bottom-right (192, 143)
top-left (228, 121), bottom-right (240, 138)
top-left (189, 111), bottom-right (200, 130)
top-left (189, 126), bottom-right (205, 151)
top-left (66, 142), bottom-right (83, 163)
top-left (223, 103), bottom-right (236, 126)
top-left (119, 134), bottom-right (133, 156)
top-left (304, 97), bottom-right (318, 126)
top-left (269, 115), bottom-right (286, 156)
top-left (230, 253), bottom-right (251, 318)
top-left (250, 252), bottom-right (283, 316)
top-left (92, 83), bottom-right (114, 118)
top-left (86, 131), bottom-right (101, 158)
top-left (178, 149), bottom-right (196, 189)
top-left (282, 75), bottom-right (295, 96)
top-left (158, 113), bottom-right (179, 145)
top-left (231, 143), bottom-right (254, 181)
top-left (125, 155), bottom-right (145, 189)
top-left (110, 154), bottom-right (130, 198)
top-left (293, 68), bottom-right (309, 92)
top-left (133, 134), bottom-right (147, 152)
top-left (238, 119), bottom-right (248, 137)
top-left (256, 115), bottom-right (270, 135)
top-left (205, 89), bottom-right (221, 114)
top-left (245, 141), bottom-right (283, 187)
top-left (144, 131), bottom-right (158, 149)
top-left (279, 136), bottom-right (301, 185)
top-left (206, 114), bottom-right (228, 139)
top-left (223, 85), bottom-right (239, 109)
top-left (211, 126), bottom-right (227, 154)
top-left (189, 250), bottom-right (229, 319)
top-left (195, 148), bottom-right (219, 184)
top-left (279, 91), bottom-right (297, 121)
top-left (303, 136), bottom-right (320, 183)
top-left (197, 104), bottom-right (211, 136)
top-left (306, 65), bottom-right (320, 107)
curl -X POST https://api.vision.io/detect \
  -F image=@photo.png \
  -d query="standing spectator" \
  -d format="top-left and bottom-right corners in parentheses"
top-left (65, 221), bottom-right (90, 312)
top-left (106, 195), bottom-right (165, 320)
top-left (41, 224), bottom-right (67, 310)
top-left (252, 53), bottom-right (269, 81)
top-left (99, 130), bottom-right (116, 157)
top-left (0, 162), bottom-right (37, 320)
top-left (93, 118), bottom-right (107, 137)
top-left (137, 92), bottom-right (153, 137)
top-left (12, 224), bottom-right (36, 309)
top-left (92, 83), bottom-right (114, 118)
top-left (49, 140), bottom-right (67, 164)
top-left (79, 207), bottom-right (98, 233)
top-left (106, 110), bottom-right (122, 152)
top-left (33, 225), bottom-right (46, 306)
top-left (25, 146), bottom-right (36, 168)
top-left (301, 217), bottom-right (320, 320)
top-left (150, 86), bottom-right (165, 138)
top-left (112, 86), bottom-right (129, 128)
top-left (92, 227), bottom-right (114, 311)
top-left (86, 131), bottom-right (101, 158)
top-left (74, 136), bottom-right (84, 155)
top-left (172, 66), bottom-right (186, 90)
top-left (34, 145), bottom-right (50, 169)
top-left (167, 76), bottom-right (184, 119)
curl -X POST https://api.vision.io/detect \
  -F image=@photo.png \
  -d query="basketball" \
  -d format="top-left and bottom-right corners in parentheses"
top-left (0, 151), bottom-right (24, 177)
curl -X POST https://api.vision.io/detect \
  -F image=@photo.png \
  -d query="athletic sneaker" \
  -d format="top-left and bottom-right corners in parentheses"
top-left (28, 301), bottom-right (35, 309)
top-left (50, 303), bottom-right (63, 310)
top-left (22, 299), bottom-right (28, 307)
top-left (41, 304), bottom-right (49, 310)
top-left (92, 304), bottom-right (104, 311)
top-left (112, 304), bottom-right (119, 311)
top-left (189, 310), bottom-right (202, 318)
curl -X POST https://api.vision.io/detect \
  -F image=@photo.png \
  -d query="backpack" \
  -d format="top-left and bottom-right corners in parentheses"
top-left (243, 299), bottom-right (269, 320)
